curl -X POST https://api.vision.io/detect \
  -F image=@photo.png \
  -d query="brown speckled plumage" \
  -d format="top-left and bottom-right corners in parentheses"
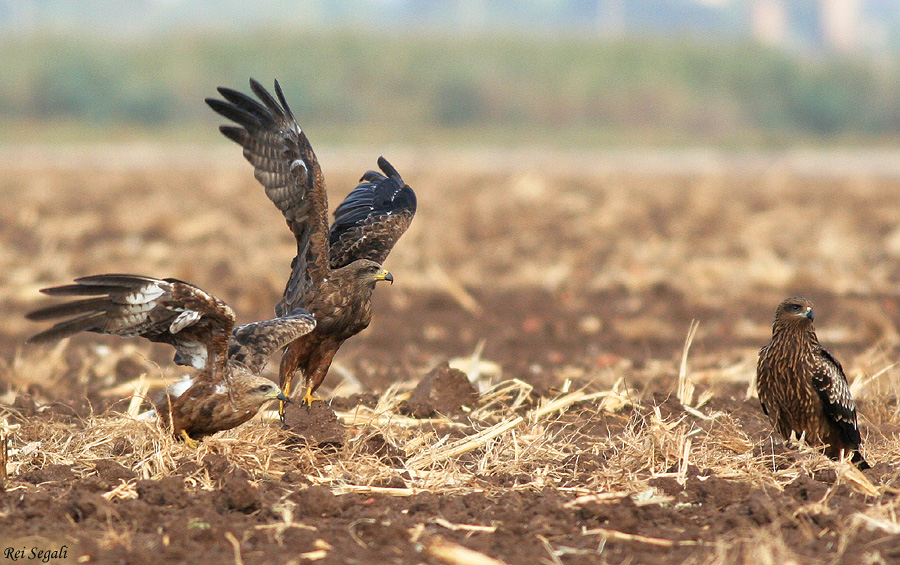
top-left (757, 297), bottom-right (868, 468)
top-left (26, 274), bottom-right (315, 440)
top-left (208, 80), bottom-right (416, 405)
top-left (158, 373), bottom-right (287, 440)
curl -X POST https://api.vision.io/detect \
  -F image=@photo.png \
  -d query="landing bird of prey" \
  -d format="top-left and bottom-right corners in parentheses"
top-left (757, 297), bottom-right (869, 469)
top-left (207, 79), bottom-right (416, 411)
top-left (26, 274), bottom-right (316, 441)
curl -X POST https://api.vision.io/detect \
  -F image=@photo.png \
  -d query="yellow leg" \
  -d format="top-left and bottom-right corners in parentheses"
top-left (180, 430), bottom-right (199, 449)
top-left (301, 385), bottom-right (324, 408)
top-left (279, 379), bottom-right (292, 422)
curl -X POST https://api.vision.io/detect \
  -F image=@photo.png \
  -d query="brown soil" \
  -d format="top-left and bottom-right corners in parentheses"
top-left (2, 148), bottom-right (900, 564)
top-left (282, 401), bottom-right (346, 448)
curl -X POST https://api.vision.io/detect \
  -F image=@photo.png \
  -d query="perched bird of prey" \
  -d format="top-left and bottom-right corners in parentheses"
top-left (26, 274), bottom-right (316, 441)
top-left (757, 297), bottom-right (869, 468)
top-left (207, 79), bottom-right (416, 410)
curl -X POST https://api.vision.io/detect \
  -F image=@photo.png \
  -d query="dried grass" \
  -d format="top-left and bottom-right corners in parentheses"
top-left (425, 535), bottom-right (508, 565)
top-left (5, 359), bottom-right (890, 515)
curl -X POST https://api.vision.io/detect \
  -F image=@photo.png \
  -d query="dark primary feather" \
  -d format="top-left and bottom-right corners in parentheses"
top-left (26, 274), bottom-right (234, 371)
top-left (328, 156), bottom-right (417, 269)
top-left (811, 349), bottom-right (862, 446)
top-left (206, 78), bottom-right (331, 317)
top-left (25, 297), bottom-right (110, 322)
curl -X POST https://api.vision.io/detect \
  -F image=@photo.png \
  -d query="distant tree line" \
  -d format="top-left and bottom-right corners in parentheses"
top-left (4, 31), bottom-right (900, 145)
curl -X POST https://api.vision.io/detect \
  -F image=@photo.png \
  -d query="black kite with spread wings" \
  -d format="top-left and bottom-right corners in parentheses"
top-left (207, 79), bottom-right (416, 410)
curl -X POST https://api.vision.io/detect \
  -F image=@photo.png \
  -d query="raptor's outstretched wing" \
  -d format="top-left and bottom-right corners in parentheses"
top-left (228, 308), bottom-right (316, 374)
top-left (26, 274), bottom-right (234, 372)
top-left (207, 79), bottom-right (331, 316)
top-left (329, 156), bottom-right (417, 269)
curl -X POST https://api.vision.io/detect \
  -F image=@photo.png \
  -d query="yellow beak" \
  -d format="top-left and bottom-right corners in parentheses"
top-left (374, 268), bottom-right (394, 284)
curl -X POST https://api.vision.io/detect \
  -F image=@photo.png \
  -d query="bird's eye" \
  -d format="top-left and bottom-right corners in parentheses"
top-left (787, 304), bottom-right (800, 311)
top-left (258, 385), bottom-right (270, 392)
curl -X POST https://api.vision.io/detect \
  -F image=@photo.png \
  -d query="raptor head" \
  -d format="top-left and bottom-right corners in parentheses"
top-left (351, 259), bottom-right (393, 289)
top-left (238, 376), bottom-right (288, 409)
top-left (773, 296), bottom-right (815, 329)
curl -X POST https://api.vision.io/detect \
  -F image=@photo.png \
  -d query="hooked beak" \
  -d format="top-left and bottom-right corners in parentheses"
top-left (374, 268), bottom-right (393, 285)
top-left (274, 391), bottom-right (289, 402)
top-left (805, 307), bottom-right (814, 322)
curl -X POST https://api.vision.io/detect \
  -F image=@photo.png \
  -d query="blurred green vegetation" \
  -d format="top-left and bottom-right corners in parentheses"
top-left (4, 31), bottom-right (900, 147)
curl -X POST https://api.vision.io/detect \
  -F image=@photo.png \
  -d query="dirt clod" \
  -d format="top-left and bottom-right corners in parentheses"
top-left (93, 459), bottom-right (136, 484)
top-left (282, 401), bottom-right (346, 447)
top-left (136, 476), bottom-right (187, 507)
top-left (64, 492), bottom-right (109, 522)
top-left (19, 464), bottom-right (76, 485)
top-left (11, 394), bottom-right (37, 419)
top-left (219, 472), bottom-right (260, 513)
top-left (290, 485), bottom-right (344, 517)
top-left (403, 362), bottom-right (478, 418)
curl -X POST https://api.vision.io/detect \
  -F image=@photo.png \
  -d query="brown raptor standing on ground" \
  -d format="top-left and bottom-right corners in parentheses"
top-left (207, 79), bottom-right (416, 411)
top-left (757, 297), bottom-right (869, 468)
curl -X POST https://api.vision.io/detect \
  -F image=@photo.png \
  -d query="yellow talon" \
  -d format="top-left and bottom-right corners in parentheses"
top-left (301, 386), bottom-right (323, 408)
top-left (279, 380), bottom-right (292, 422)
top-left (180, 430), bottom-right (199, 449)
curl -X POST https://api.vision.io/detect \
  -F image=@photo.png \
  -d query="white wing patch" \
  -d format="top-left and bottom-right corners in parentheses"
top-left (167, 375), bottom-right (195, 399)
top-left (290, 159), bottom-right (308, 182)
top-left (174, 341), bottom-right (207, 369)
top-left (122, 282), bottom-right (167, 305)
top-left (170, 310), bottom-right (201, 333)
